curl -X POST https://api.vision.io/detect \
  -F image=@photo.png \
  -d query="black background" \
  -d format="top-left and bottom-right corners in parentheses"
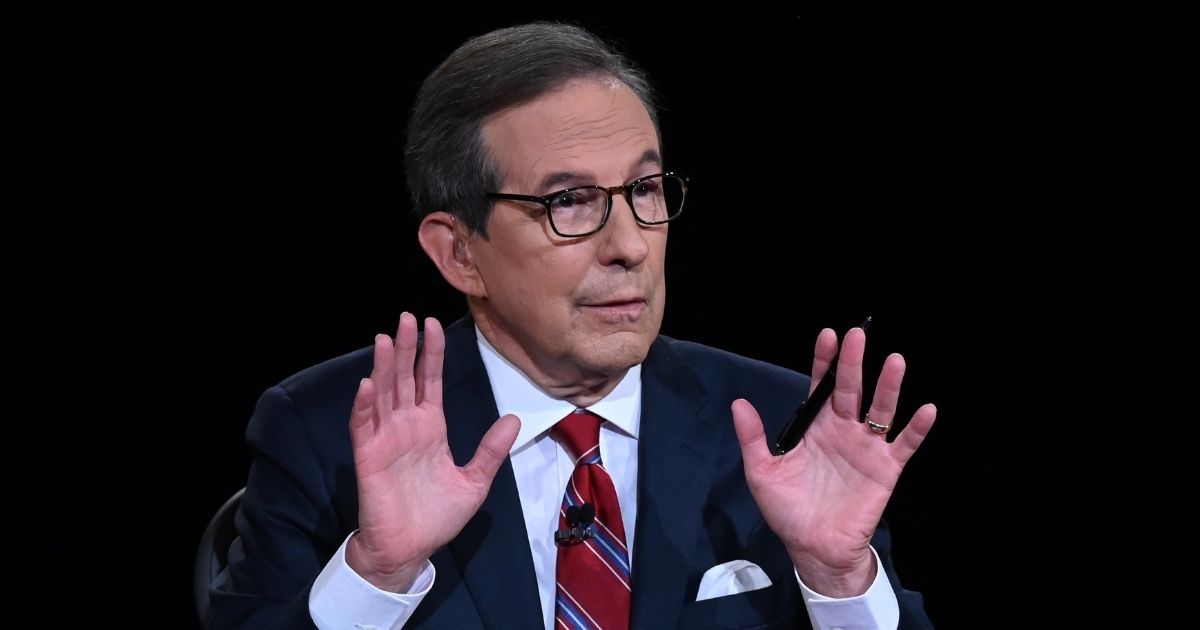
top-left (16, 4), bottom-right (1185, 628)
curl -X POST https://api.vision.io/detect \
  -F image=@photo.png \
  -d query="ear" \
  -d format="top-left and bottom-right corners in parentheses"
top-left (418, 211), bottom-right (487, 298)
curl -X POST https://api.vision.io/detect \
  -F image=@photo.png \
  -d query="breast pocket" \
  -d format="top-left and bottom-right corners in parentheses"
top-left (677, 584), bottom-right (803, 629)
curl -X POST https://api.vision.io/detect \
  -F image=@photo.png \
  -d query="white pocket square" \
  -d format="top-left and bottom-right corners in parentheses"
top-left (695, 559), bottom-right (773, 601)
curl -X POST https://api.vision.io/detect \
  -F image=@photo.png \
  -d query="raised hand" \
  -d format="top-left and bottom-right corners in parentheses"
top-left (346, 313), bottom-right (520, 591)
top-left (731, 326), bottom-right (936, 597)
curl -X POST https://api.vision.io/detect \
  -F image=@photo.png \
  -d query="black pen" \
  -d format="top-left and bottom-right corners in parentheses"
top-left (772, 316), bottom-right (872, 455)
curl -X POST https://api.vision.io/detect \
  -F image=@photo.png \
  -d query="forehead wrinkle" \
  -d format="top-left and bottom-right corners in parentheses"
top-left (544, 118), bottom-right (650, 155)
top-left (490, 80), bottom-right (658, 191)
top-left (549, 89), bottom-right (647, 139)
top-left (519, 124), bottom-right (656, 193)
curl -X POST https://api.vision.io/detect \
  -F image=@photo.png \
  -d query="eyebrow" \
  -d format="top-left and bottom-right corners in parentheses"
top-left (535, 149), bottom-right (663, 193)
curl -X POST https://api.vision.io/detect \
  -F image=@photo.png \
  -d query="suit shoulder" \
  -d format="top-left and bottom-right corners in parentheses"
top-left (275, 345), bottom-right (375, 395)
top-left (243, 344), bottom-right (373, 455)
top-left (250, 345), bottom-right (375, 427)
top-left (654, 335), bottom-right (809, 392)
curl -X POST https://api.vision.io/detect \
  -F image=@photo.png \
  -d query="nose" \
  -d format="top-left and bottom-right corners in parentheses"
top-left (596, 193), bottom-right (652, 268)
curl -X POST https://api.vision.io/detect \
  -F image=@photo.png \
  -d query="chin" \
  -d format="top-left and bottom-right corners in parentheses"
top-left (578, 331), bottom-right (654, 374)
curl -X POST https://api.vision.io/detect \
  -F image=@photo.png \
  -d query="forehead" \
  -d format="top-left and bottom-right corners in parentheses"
top-left (482, 78), bottom-right (661, 192)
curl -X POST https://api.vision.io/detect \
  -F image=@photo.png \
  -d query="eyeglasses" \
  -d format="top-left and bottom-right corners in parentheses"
top-left (484, 172), bottom-right (689, 238)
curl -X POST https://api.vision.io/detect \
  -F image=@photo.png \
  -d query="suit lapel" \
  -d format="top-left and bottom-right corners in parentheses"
top-left (440, 317), bottom-right (543, 629)
top-left (630, 338), bottom-right (720, 629)
top-left (436, 321), bottom-right (724, 628)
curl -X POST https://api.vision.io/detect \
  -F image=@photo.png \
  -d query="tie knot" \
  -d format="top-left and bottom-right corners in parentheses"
top-left (551, 409), bottom-right (603, 463)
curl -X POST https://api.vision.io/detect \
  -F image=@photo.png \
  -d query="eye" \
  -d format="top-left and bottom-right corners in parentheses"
top-left (550, 188), bottom-right (604, 211)
top-left (632, 178), bottom-right (662, 198)
top-left (550, 190), bottom-right (586, 209)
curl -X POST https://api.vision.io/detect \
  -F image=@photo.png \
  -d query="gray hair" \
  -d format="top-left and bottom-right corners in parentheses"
top-left (403, 22), bottom-right (660, 235)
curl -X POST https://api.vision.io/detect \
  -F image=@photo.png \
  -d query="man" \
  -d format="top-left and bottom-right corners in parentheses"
top-left (210, 22), bottom-right (937, 629)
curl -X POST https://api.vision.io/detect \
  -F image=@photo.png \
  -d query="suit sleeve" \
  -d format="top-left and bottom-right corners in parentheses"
top-left (209, 385), bottom-right (346, 630)
top-left (873, 519), bottom-right (935, 629)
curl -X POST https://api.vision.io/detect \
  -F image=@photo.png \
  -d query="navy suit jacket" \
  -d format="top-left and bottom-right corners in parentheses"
top-left (211, 316), bottom-right (933, 629)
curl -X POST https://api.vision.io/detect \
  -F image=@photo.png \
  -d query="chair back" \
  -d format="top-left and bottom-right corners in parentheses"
top-left (194, 487), bottom-right (245, 629)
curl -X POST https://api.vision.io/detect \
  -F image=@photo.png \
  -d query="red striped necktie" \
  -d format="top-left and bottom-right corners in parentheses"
top-left (551, 409), bottom-right (631, 630)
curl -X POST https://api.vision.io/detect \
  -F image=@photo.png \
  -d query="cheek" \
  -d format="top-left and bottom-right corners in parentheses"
top-left (533, 250), bottom-right (592, 291)
top-left (508, 260), bottom-right (584, 316)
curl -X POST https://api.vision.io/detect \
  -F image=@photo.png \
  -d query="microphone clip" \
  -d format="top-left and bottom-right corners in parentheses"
top-left (554, 503), bottom-right (596, 546)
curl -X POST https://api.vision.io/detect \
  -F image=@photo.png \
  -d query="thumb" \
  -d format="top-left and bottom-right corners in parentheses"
top-left (463, 414), bottom-right (521, 485)
top-left (731, 399), bottom-right (772, 471)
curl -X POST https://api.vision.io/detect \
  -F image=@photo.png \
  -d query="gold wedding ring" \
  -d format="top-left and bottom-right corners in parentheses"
top-left (864, 415), bottom-right (891, 434)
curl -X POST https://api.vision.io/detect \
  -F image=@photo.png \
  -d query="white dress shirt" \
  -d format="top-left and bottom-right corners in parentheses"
top-left (308, 328), bottom-right (900, 629)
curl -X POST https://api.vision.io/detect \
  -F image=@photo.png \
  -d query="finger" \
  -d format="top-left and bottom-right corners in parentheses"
top-left (372, 333), bottom-right (396, 410)
top-left (463, 414), bottom-right (521, 485)
top-left (892, 403), bottom-right (937, 464)
top-left (393, 312), bottom-right (419, 407)
top-left (810, 328), bottom-right (838, 394)
top-left (864, 353), bottom-right (906, 429)
top-left (731, 399), bottom-right (773, 471)
top-left (348, 377), bottom-right (378, 451)
top-left (414, 317), bottom-right (445, 407)
top-left (831, 327), bottom-right (866, 420)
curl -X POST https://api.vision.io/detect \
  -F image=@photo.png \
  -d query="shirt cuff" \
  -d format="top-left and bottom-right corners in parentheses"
top-left (308, 531), bottom-right (436, 630)
top-left (794, 546), bottom-right (899, 630)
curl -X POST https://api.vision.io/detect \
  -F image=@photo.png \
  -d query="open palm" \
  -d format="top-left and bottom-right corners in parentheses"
top-left (732, 327), bottom-right (936, 594)
top-left (347, 314), bottom-right (519, 589)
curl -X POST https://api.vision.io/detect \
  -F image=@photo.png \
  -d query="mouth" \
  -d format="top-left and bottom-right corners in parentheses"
top-left (579, 297), bottom-right (648, 319)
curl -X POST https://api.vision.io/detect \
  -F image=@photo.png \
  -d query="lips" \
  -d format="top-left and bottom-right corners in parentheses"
top-left (578, 294), bottom-right (648, 321)
top-left (580, 296), bottom-right (646, 308)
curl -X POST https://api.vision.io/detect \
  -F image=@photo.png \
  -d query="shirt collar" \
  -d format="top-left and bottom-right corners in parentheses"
top-left (475, 326), bottom-right (642, 452)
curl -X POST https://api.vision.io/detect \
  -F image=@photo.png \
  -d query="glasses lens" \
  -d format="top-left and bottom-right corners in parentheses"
top-left (631, 175), bottom-right (686, 224)
top-left (549, 187), bottom-right (608, 236)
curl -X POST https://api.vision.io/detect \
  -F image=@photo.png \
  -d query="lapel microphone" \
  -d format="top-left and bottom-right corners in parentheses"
top-left (554, 503), bottom-right (596, 545)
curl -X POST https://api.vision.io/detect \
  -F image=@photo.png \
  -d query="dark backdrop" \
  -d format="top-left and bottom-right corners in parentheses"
top-left (17, 5), bottom-right (1183, 627)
